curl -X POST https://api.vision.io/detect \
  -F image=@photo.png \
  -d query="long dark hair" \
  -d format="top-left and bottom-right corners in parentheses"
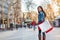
top-left (37, 6), bottom-right (46, 17)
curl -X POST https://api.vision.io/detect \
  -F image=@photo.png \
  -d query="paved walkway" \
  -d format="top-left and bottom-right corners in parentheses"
top-left (0, 27), bottom-right (60, 40)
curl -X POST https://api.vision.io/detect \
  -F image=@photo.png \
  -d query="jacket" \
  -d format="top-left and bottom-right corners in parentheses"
top-left (38, 11), bottom-right (45, 30)
top-left (38, 11), bottom-right (45, 23)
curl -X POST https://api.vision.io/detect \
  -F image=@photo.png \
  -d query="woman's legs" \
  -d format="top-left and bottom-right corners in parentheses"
top-left (42, 32), bottom-right (46, 40)
top-left (38, 30), bottom-right (41, 40)
top-left (38, 30), bottom-right (46, 40)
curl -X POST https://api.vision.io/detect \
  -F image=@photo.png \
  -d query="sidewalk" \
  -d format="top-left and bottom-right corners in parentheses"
top-left (0, 27), bottom-right (60, 40)
top-left (46, 28), bottom-right (60, 40)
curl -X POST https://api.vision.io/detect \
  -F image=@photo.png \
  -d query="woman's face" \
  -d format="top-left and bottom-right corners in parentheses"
top-left (38, 7), bottom-right (42, 12)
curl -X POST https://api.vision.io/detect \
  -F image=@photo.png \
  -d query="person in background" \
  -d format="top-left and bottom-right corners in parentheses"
top-left (37, 6), bottom-right (46, 40)
top-left (10, 20), bottom-right (13, 30)
top-left (31, 20), bottom-right (36, 30)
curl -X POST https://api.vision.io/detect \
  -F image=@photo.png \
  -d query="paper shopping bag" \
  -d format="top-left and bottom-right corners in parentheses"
top-left (38, 20), bottom-right (53, 33)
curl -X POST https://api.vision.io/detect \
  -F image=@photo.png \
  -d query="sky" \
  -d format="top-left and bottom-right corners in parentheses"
top-left (1, 0), bottom-right (51, 13)
top-left (21, 0), bottom-right (51, 12)
top-left (0, 0), bottom-right (58, 15)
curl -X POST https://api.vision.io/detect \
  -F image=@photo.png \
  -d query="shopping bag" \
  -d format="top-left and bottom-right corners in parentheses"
top-left (38, 20), bottom-right (53, 33)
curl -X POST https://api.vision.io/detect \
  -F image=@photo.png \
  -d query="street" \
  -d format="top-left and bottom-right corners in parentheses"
top-left (0, 27), bottom-right (60, 40)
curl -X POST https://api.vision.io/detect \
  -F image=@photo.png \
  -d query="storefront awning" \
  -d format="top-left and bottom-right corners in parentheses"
top-left (55, 16), bottom-right (60, 19)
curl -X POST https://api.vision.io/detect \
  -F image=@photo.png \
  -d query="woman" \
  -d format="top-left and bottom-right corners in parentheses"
top-left (37, 6), bottom-right (46, 40)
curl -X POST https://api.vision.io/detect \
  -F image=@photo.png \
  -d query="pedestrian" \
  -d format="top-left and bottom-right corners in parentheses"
top-left (31, 20), bottom-right (36, 30)
top-left (37, 6), bottom-right (46, 40)
top-left (10, 20), bottom-right (13, 30)
top-left (10, 22), bottom-right (13, 30)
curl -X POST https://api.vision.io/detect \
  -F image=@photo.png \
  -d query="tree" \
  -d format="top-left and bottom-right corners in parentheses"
top-left (23, 0), bottom-right (37, 20)
top-left (24, 0), bottom-right (36, 11)
top-left (12, 0), bottom-right (21, 26)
